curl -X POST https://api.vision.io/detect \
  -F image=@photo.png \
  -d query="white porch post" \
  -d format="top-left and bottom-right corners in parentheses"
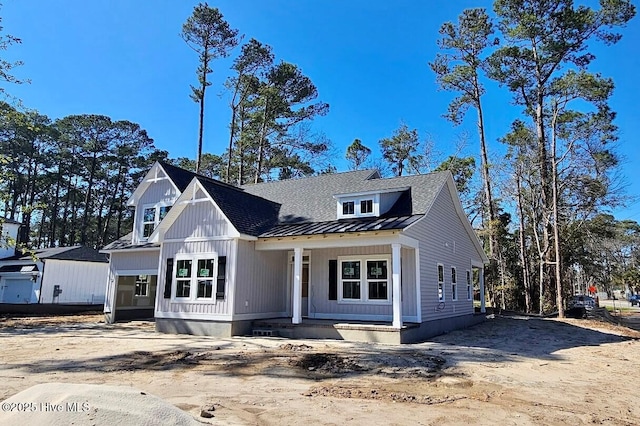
top-left (392, 243), bottom-right (402, 329)
top-left (292, 247), bottom-right (303, 324)
top-left (479, 267), bottom-right (486, 314)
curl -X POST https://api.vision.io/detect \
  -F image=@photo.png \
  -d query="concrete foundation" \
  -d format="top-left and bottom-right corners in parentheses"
top-left (155, 318), bottom-right (253, 337)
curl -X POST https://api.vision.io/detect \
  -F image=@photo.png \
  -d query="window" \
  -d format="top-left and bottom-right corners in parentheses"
top-left (466, 270), bottom-right (472, 300)
top-left (360, 199), bottom-right (373, 214)
top-left (337, 195), bottom-right (379, 219)
top-left (451, 267), bottom-right (457, 301)
top-left (142, 207), bottom-right (156, 238)
top-left (367, 260), bottom-right (388, 300)
top-left (341, 260), bottom-right (361, 300)
top-left (339, 257), bottom-right (391, 303)
top-left (134, 275), bottom-right (149, 297)
top-left (173, 254), bottom-right (223, 302)
top-left (437, 264), bottom-right (444, 301)
top-left (196, 259), bottom-right (214, 298)
top-left (140, 204), bottom-right (171, 239)
top-left (343, 201), bottom-right (355, 215)
top-left (175, 259), bottom-right (192, 298)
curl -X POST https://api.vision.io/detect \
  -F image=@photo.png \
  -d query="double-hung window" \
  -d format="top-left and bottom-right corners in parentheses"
top-left (466, 270), bottom-right (472, 300)
top-left (196, 259), bottom-right (214, 298)
top-left (437, 263), bottom-right (444, 301)
top-left (140, 204), bottom-right (172, 239)
top-left (173, 254), bottom-right (224, 302)
top-left (339, 257), bottom-right (390, 303)
top-left (175, 259), bottom-right (192, 298)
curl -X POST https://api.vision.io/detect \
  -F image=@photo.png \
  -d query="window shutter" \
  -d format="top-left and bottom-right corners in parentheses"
top-left (163, 258), bottom-right (173, 299)
top-left (216, 256), bottom-right (227, 300)
top-left (329, 259), bottom-right (337, 300)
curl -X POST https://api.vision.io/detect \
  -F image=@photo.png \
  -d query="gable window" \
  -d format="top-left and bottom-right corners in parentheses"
top-left (140, 203), bottom-right (172, 239)
top-left (142, 207), bottom-right (156, 238)
top-left (451, 267), bottom-right (457, 301)
top-left (437, 263), bottom-right (444, 301)
top-left (134, 275), bottom-right (149, 297)
top-left (466, 270), bottom-right (472, 300)
top-left (343, 201), bottom-right (355, 215)
top-left (339, 256), bottom-right (391, 304)
top-left (173, 253), bottom-right (223, 302)
top-left (360, 199), bottom-right (373, 214)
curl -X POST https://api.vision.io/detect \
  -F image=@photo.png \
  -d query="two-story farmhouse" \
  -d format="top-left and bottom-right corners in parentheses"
top-left (102, 162), bottom-right (487, 343)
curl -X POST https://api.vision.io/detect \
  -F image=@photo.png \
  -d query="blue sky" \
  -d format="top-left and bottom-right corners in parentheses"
top-left (2, 0), bottom-right (639, 221)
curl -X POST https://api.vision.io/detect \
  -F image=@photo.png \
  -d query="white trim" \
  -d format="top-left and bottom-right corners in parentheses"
top-left (155, 311), bottom-right (232, 320)
top-left (292, 247), bottom-right (303, 324)
top-left (127, 162), bottom-right (180, 207)
top-left (391, 243), bottom-right (402, 329)
top-left (162, 236), bottom-right (236, 243)
top-left (398, 234), bottom-right (419, 249)
top-left (115, 269), bottom-right (158, 276)
top-left (336, 194), bottom-right (379, 219)
top-left (466, 269), bottom-right (472, 301)
top-left (100, 247), bottom-right (160, 254)
top-left (256, 232), bottom-right (400, 251)
top-left (154, 311), bottom-right (288, 321)
top-left (437, 263), bottom-right (445, 301)
top-left (311, 313), bottom-right (419, 323)
top-left (172, 252), bottom-right (219, 302)
top-left (148, 178), bottom-right (242, 242)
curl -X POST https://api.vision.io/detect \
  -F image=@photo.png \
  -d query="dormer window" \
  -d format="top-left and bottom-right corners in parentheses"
top-left (360, 199), bottom-right (373, 214)
top-left (337, 195), bottom-right (379, 219)
top-left (343, 201), bottom-right (355, 215)
top-left (140, 204), bottom-right (172, 239)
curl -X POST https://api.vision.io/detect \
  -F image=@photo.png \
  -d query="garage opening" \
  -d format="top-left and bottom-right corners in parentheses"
top-left (113, 275), bottom-right (157, 321)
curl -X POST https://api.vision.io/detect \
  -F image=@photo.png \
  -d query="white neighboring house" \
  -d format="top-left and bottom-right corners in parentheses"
top-left (0, 233), bottom-right (108, 306)
top-left (102, 162), bottom-right (488, 343)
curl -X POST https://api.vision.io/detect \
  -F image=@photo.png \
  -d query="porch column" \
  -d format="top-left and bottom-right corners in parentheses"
top-left (392, 243), bottom-right (402, 329)
top-left (292, 247), bottom-right (303, 324)
top-left (479, 267), bottom-right (486, 314)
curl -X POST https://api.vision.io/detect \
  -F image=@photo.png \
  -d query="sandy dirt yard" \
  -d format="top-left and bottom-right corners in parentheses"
top-left (0, 312), bottom-right (639, 425)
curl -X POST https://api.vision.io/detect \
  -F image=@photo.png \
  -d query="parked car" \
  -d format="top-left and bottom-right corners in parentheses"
top-left (568, 295), bottom-right (596, 310)
top-left (629, 294), bottom-right (640, 306)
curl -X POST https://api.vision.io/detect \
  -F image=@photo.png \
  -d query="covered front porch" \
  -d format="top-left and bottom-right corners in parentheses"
top-left (256, 230), bottom-right (422, 330)
top-left (251, 314), bottom-right (486, 344)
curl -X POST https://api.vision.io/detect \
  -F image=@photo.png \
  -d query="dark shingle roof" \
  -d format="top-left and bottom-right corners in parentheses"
top-left (101, 232), bottom-right (160, 251)
top-left (242, 170), bottom-right (449, 223)
top-left (158, 161), bottom-right (198, 192)
top-left (7, 246), bottom-right (108, 263)
top-left (196, 178), bottom-right (281, 236)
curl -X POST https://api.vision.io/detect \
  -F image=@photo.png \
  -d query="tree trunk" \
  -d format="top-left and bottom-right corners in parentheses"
top-left (195, 52), bottom-right (210, 174)
top-left (515, 171), bottom-right (532, 313)
top-left (81, 149), bottom-right (99, 245)
top-left (551, 104), bottom-right (565, 318)
top-left (254, 98), bottom-right (269, 184)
